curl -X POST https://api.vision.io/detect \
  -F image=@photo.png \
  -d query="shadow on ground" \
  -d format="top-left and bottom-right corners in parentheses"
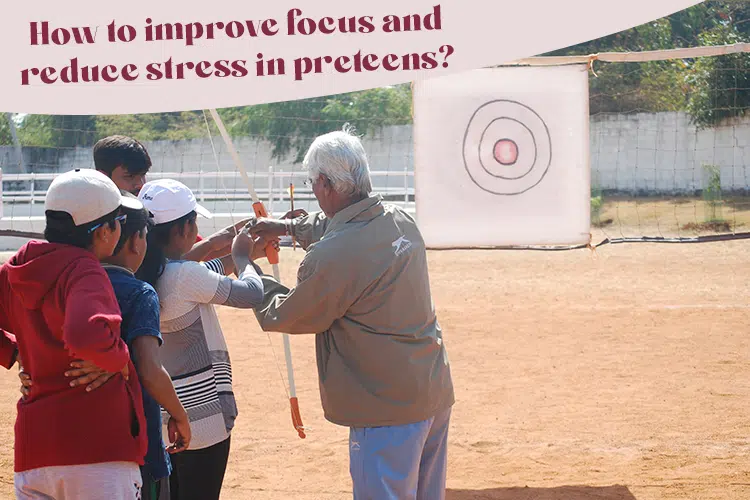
top-left (447, 485), bottom-right (636, 499)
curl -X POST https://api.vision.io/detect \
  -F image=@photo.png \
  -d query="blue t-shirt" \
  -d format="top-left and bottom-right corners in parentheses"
top-left (104, 265), bottom-right (171, 483)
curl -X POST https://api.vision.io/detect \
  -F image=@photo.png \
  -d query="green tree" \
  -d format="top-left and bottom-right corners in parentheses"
top-left (685, 26), bottom-right (750, 128)
top-left (544, 1), bottom-right (750, 122)
top-left (16, 115), bottom-right (97, 148)
top-left (94, 112), bottom-right (209, 141)
top-left (9, 86), bottom-right (412, 164)
top-left (0, 115), bottom-right (13, 146)
top-left (544, 18), bottom-right (690, 114)
top-left (219, 84), bottom-right (413, 163)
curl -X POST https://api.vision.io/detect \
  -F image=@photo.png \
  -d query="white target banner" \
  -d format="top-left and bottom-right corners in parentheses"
top-left (413, 65), bottom-right (591, 247)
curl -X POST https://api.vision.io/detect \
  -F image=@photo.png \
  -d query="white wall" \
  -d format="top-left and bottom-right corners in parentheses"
top-left (0, 125), bottom-right (415, 194)
top-left (5, 112), bottom-right (750, 197)
top-left (591, 111), bottom-right (750, 194)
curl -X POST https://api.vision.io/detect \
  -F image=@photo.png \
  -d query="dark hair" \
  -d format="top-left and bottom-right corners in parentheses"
top-left (113, 192), bottom-right (153, 255)
top-left (135, 210), bottom-right (197, 288)
top-left (93, 135), bottom-right (152, 177)
top-left (44, 208), bottom-right (119, 249)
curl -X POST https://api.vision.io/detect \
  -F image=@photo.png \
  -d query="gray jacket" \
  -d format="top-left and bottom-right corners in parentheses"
top-left (254, 195), bottom-right (454, 427)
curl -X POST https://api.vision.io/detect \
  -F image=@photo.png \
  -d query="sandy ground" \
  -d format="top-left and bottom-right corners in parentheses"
top-left (0, 226), bottom-right (748, 498)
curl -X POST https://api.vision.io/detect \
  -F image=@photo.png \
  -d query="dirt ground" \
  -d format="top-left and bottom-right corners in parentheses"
top-left (0, 217), bottom-right (749, 498)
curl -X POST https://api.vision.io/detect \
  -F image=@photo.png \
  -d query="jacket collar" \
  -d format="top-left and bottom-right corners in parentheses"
top-left (324, 195), bottom-right (384, 236)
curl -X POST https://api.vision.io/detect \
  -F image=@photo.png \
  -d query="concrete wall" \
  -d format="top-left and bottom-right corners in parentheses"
top-left (0, 125), bottom-right (416, 195)
top-left (4, 112), bottom-right (750, 197)
top-left (590, 112), bottom-right (750, 195)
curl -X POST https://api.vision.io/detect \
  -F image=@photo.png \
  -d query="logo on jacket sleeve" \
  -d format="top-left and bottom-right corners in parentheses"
top-left (392, 236), bottom-right (413, 256)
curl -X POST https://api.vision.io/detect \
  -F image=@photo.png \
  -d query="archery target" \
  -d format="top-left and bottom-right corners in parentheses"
top-left (463, 100), bottom-right (552, 194)
top-left (413, 65), bottom-right (591, 247)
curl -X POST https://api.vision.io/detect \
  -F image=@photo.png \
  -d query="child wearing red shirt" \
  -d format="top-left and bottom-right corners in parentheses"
top-left (0, 169), bottom-right (148, 499)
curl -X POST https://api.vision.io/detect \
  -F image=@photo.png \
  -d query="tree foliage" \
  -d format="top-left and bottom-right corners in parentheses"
top-left (543, 8), bottom-right (715, 115)
top-left (219, 85), bottom-right (412, 162)
top-left (0, 115), bottom-right (13, 146)
top-left (10, 86), bottom-right (412, 163)
top-left (685, 9), bottom-right (750, 127)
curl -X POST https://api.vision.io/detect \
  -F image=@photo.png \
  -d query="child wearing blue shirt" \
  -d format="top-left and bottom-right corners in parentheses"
top-left (102, 194), bottom-right (192, 499)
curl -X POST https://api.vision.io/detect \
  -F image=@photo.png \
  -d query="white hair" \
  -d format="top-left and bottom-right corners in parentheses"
top-left (303, 124), bottom-right (372, 198)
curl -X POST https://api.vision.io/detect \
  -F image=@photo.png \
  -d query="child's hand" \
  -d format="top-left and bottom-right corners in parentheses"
top-left (166, 415), bottom-right (192, 454)
top-left (231, 226), bottom-right (255, 260)
top-left (209, 217), bottom-right (254, 256)
top-left (65, 360), bottom-right (116, 392)
top-left (18, 370), bottom-right (31, 399)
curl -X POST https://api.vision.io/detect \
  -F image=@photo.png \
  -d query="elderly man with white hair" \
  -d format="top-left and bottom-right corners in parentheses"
top-left (248, 125), bottom-right (455, 500)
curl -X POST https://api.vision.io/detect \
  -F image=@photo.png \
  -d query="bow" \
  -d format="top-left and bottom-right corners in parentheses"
top-left (206, 108), bottom-right (306, 439)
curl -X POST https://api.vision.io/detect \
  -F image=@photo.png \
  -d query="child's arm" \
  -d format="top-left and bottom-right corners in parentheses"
top-left (0, 330), bottom-right (18, 369)
top-left (202, 255), bottom-right (236, 277)
top-left (0, 282), bottom-right (19, 370)
top-left (183, 218), bottom-right (253, 263)
top-left (175, 232), bottom-right (265, 311)
top-left (132, 336), bottom-right (191, 453)
top-left (202, 235), bottom-right (277, 279)
top-left (63, 264), bottom-right (130, 374)
top-left (128, 285), bottom-right (191, 452)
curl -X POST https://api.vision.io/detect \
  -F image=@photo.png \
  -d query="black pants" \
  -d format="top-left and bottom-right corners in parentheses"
top-left (169, 437), bottom-right (231, 500)
top-left (141, 478), bottom-right (160, 500)
top-left (140, 466), bottom-right (162, 500)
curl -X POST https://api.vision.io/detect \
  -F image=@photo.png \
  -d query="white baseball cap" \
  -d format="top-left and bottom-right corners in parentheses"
top-left (45, 168), bottom-right (143, 226)
top-left (137, 179), bottom-right (212, 225)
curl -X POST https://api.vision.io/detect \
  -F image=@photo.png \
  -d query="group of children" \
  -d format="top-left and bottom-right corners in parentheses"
top-left (0, 135), bottom-right (275, 500)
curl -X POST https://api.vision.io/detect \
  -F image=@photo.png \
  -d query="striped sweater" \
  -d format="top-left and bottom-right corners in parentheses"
top-left (153, 258), bottom-right (263, 450)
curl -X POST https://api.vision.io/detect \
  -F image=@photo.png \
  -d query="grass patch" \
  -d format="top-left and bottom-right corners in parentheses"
top-left (681, 220), bottom-right (733, 232)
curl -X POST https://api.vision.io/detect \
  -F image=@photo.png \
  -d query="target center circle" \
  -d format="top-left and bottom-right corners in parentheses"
top-left (493, 139), bottom-right (519, 166)
top-left (462, 99), bottom-right (552, 195)
top-left (478, 117), bottom-right (536, 180)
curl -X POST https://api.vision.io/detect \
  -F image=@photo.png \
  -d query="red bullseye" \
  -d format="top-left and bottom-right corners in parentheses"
top-left (493, 139), bottom-right (518, 165)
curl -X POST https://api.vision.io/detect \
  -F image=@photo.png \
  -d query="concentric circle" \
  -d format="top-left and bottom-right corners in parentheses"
top-left (478, 118), bottom-right (536, 180)
top-left (462, 100), bottom-right (552, 195)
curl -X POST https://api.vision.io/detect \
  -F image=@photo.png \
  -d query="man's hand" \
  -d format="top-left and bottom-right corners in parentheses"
top-left (166, 414), bottom-right (192, 454)
top-left (65, 359), bottom-right (118, 392)
top-left (247, 209), bottom-right (306, 250)
top-left (248, 218), bottom-right (288, 241)
top-left (282, 209), bottom-right (308, 220)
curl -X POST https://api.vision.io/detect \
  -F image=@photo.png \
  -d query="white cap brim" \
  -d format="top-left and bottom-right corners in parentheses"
top-left (194, 203), bottom-right (213, 219)
top-left (120, 196), bottom-right (144, 211)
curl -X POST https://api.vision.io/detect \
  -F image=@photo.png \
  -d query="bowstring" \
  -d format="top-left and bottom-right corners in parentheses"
top-left (201, 109), bottom-right (292, 401)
